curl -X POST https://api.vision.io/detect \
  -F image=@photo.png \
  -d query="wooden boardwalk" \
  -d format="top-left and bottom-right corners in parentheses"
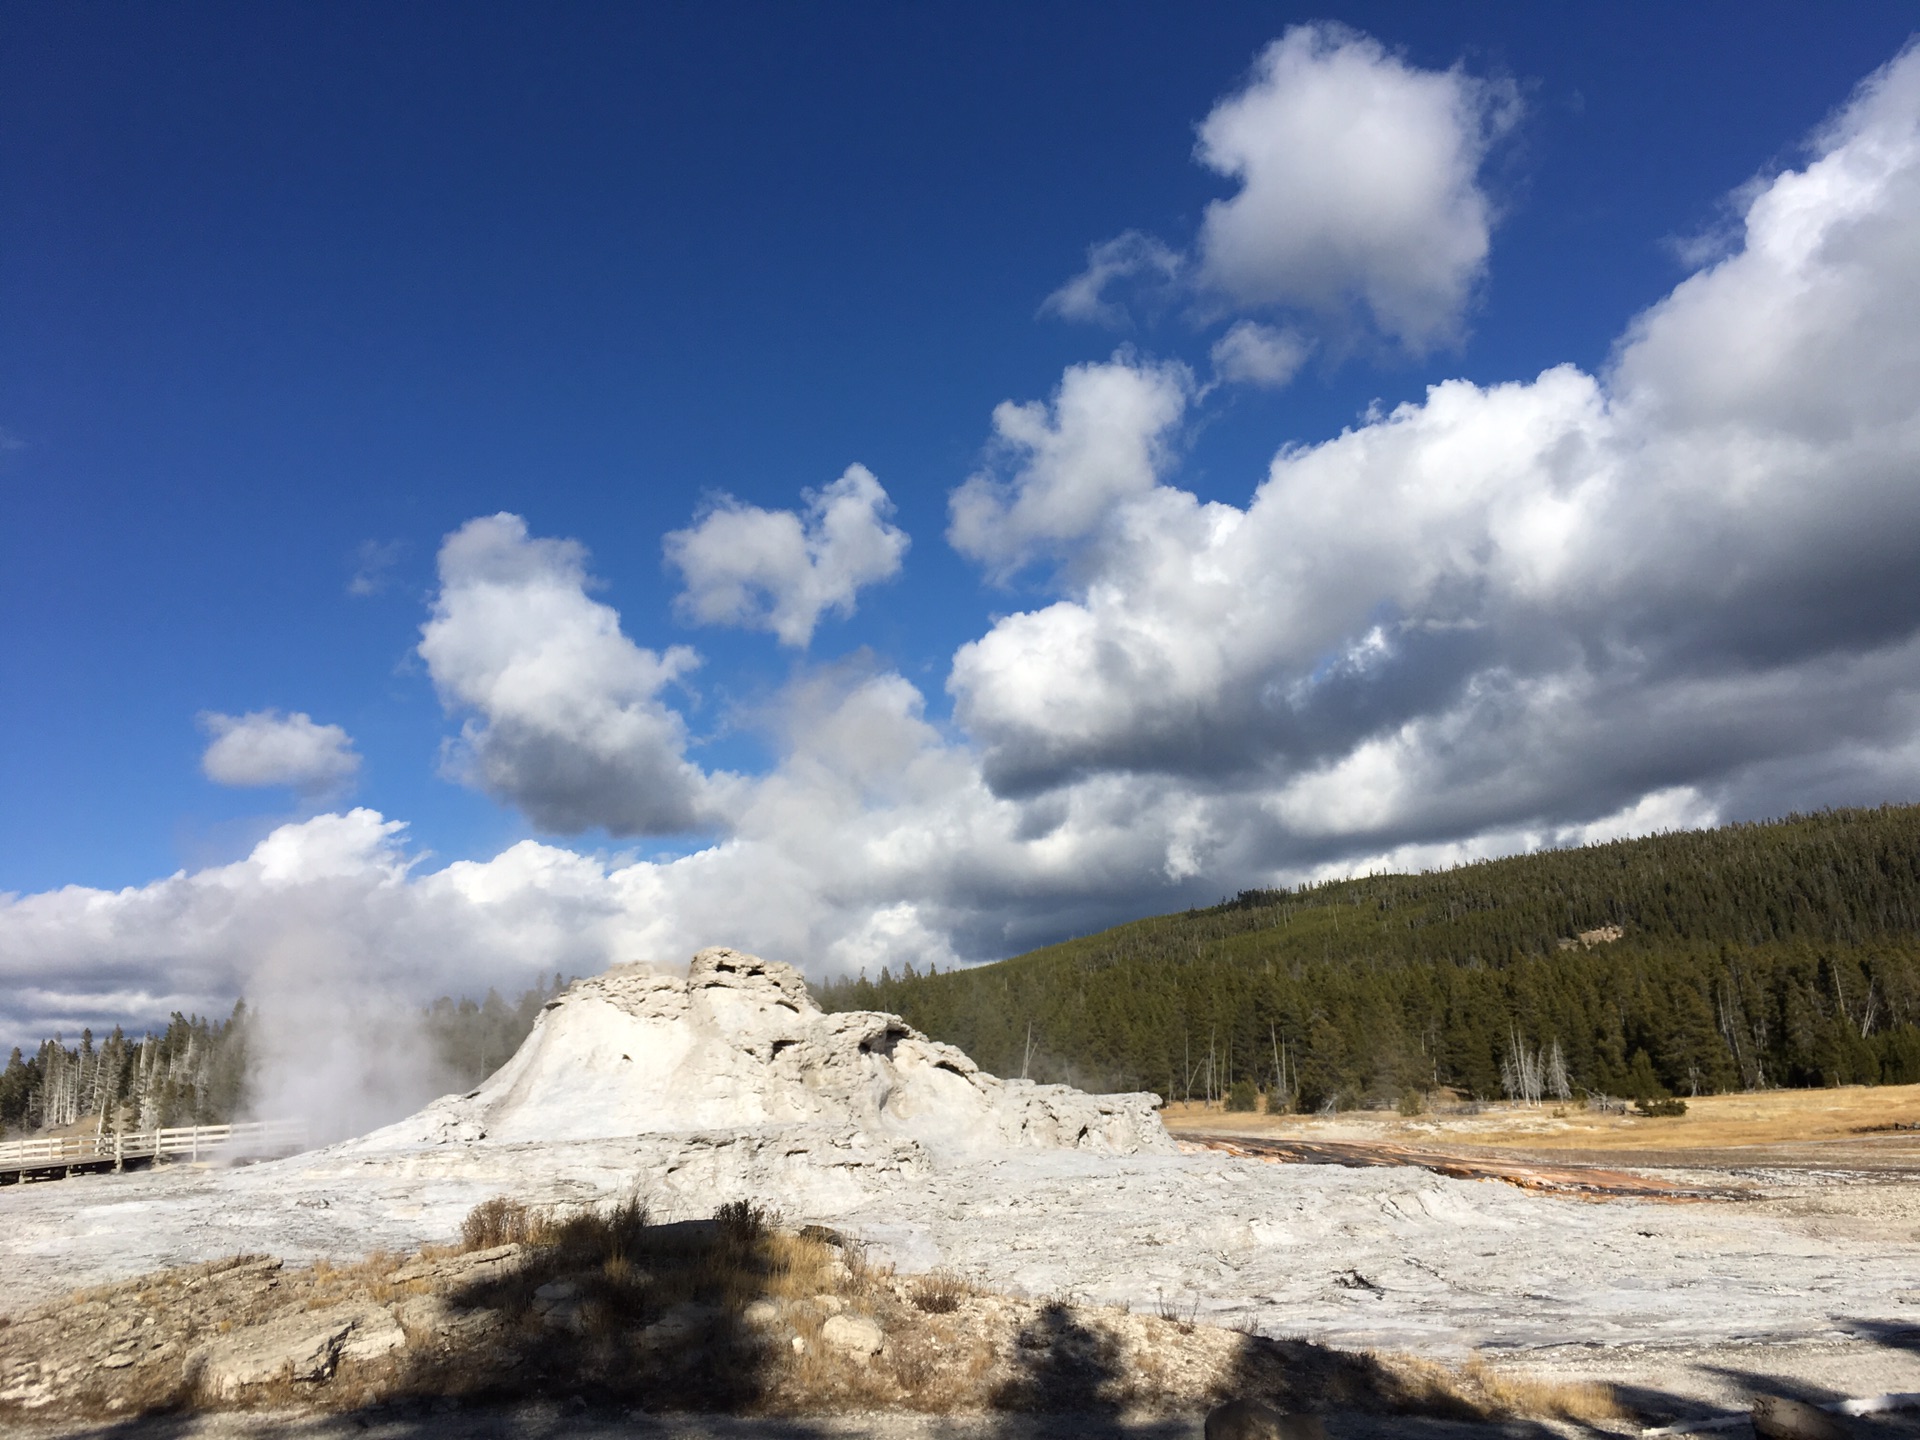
top-left (0, 1119), bottom-right (308, 1185)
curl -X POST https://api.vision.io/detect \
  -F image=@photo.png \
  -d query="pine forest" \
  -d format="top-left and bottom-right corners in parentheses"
top-left (816, 805), bottom-right (1920, 1109)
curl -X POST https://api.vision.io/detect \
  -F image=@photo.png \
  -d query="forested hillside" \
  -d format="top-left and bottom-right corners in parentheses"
top-left (816, 806), bottom-right (1920, 1108)
top-left (0, 976), bottom-right (566, 1139)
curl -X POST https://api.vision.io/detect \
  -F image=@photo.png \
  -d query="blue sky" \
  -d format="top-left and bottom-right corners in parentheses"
top-left (5, 4), bottom-right (1920, 1056)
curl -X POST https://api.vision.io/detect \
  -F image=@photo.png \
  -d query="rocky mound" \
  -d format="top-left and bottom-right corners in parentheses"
top-left (368, 948), bottom-right (1172, 1159)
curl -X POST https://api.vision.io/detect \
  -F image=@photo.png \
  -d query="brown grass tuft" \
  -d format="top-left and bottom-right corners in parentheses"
top-left (908, 1267), bottom-right (968, 1314)
top-left (459, 1196), bottom-right (545, 1250)
top-left (1373, 1352), bottom-right (1630, 1423)
top-left (1457, 1358), bottom-right (1628, 1422)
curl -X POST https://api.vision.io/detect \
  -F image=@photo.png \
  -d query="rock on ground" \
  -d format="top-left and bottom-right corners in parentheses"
top-left (820, 1313), bottom-right (886, 1359)
top-left (191, 1303), bottom-right (401, 1397)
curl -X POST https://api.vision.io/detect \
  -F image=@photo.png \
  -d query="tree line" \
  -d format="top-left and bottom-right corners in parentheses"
top-left (1, 975), bottom-right (567, 1139)
top-left (0, 1005), bottom-right (253, 1139)
top-left (814, 805), bottom-right (1920, 1108)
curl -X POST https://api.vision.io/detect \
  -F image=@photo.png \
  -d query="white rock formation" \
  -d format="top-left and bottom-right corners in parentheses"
top-left (361, 947), bottom-right (1172, 1160)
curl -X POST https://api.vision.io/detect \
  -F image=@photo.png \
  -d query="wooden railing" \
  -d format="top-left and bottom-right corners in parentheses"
top-left (0, 1119), bottom-right (309, 1181)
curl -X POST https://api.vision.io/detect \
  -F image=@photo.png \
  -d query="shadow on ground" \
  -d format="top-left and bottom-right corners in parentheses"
top-left (8, 1409), bottom-right (1657, 1440)
top-left (17, 1219), bottom-right (1920, 1440)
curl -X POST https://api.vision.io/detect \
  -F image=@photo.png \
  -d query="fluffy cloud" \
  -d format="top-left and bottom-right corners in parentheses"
top-left (0, 698), bottom-right (1237, 1068)
top-left (199, 710), bottom-right (360, 793)
top-left (1194, 24), bottom-right (1517, 352)
top-left (419, 513), bottom-right (711, 836)
top-left (1046, 25), bottom-right (1513, 361)
top-left (664, 464), bottom-right (909, 647)
top-left (947, 358), bottom-right (1190, 580)
top-left (952, 41), bottom-right (1920, 848)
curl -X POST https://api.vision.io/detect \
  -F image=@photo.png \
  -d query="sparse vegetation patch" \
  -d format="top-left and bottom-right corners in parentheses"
top-left (0, 1193), bottom-right (1636, 1427)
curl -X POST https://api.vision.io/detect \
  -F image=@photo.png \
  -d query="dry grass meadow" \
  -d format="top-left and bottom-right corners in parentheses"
top-left (1161, 1081), bottom-right (1920, 1160)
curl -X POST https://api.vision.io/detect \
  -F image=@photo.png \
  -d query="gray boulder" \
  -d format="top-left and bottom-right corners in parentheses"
top-left (821, 1313), bottom-right (885, 1359)
top-left (1754, 1396), bottom-right (1851, 1440)
top-left (189, 1303), bottom-right (400, 1398)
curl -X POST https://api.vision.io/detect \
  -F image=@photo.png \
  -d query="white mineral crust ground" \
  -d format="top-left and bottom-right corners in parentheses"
top-left (4, 950), bottom-right (1914, 1364)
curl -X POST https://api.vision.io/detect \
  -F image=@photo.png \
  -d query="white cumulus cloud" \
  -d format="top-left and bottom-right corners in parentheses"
top-left (418, 513), bottom-right (712, 836)
top-left (1043, 25), bottom-right (1514, 362)
top-left (199, 710), bottom-right (360, 793)
top-left (947, 357), bottom-right (1191, 581)
top-left (952, 40), bottom-right (1920, 849)
top-left (1194, 24), bottom-right (1518, 353)
top-left (664, 464), bottom-right (909, 647)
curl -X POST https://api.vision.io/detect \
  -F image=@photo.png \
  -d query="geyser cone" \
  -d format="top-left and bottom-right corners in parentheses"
top-left (370, 947), bottom-right (1173, 1158)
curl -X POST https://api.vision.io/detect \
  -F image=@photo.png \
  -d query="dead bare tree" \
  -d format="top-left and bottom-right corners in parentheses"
top-left (1499, 1028), bottom-right (1567, 1105)
top-left (1544, 1038), bottom-right (1571, 1101)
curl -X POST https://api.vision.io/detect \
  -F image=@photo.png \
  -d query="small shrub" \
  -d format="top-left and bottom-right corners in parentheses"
top-left (461, 1191), bottom-right (652, 1260)
top-left (1154, 1289), bottom-right (1198, 1333)
top-left (547, 1193), bottom-right (650, 1266)
top-left (886, 1336), bottom-right (940, 1389)
top-left (1397, 1088), bottom-right (1425, 1117)
top-left (1225, 1079), bottom-right (1259, 1112)
top-left (460, 1196), bottom-right (543, 1251)
top-left (837, 1235), bottom-right (881, 1292)
top-left (910, 1267), bottom-right (968, 1313)
top-left (1634, 1096), bottom-right (1688, 1118)
top-left (714, 1198), bottom-right (774, 1243)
